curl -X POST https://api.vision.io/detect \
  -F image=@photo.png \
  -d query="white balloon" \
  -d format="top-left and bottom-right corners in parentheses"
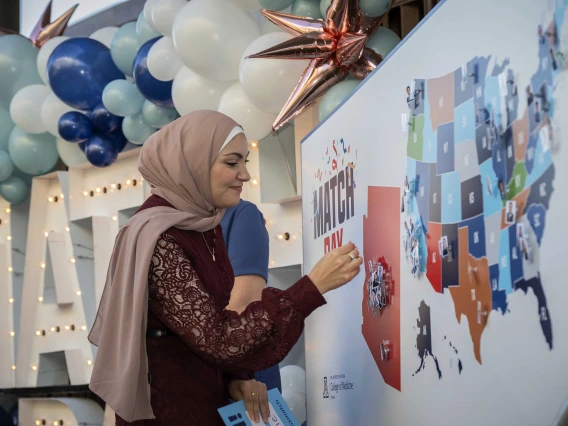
top-left (56, 138), bottom-right (87, 168)
top-left (144, 0), bottom-right (160, 30)
top-left (10, 85), bottom-right (51, 134)
top-left (282, 390), bottom-right (307, 424)
top-left (172, 67), bottom-right (234, 116)
top-left (230, 0), bottom-right (261, 11)
top-left (36, 36), bottom-right (68, 85)
top-left (240, 33), bottom-right (308, 114)
top-left (280, 365), bottom-right (306, 394)
top-left (41, 92), bottom-right (79, 138)
top-left (152, 0), bottom-right (187, 37)
top-left (89, 26), bottom-right (119, 48)
top-left (218, 82), bottom-right (276, 141)
top-left (172, 0), bottom-right (260, 81)
top-left (147, 37), bottom-right (183, 81)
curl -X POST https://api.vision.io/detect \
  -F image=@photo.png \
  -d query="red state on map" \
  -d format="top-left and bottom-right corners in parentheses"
top-left (425, 222), bottom-right (443, 293)
top-left (362, 186), bottom-right (401, 391)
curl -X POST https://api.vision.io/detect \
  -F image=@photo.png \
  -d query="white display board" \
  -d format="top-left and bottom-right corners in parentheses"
top-left (301, 0), bottom-right (568, 424)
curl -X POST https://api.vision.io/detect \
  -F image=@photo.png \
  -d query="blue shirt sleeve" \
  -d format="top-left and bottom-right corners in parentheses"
top-left (225, 204), bottom-right (269, 282)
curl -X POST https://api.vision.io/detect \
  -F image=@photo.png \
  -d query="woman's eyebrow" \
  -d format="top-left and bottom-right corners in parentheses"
top-left (223, 152), bottom-right (243, 159)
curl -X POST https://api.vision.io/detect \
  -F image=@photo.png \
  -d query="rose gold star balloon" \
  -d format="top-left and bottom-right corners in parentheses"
top-left (247, 0), bottom-right (391, 130)
top-left (29, 0), bottom-right (78, 48)
top-left (0, 1), bottom-right (78, 47)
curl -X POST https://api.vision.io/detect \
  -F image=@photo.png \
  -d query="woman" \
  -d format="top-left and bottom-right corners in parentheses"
top-left (88, 111), bottom-right (362, 425)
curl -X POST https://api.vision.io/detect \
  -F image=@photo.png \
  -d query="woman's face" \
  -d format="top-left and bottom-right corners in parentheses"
top-left (210, 133), bottom-right (250, 208)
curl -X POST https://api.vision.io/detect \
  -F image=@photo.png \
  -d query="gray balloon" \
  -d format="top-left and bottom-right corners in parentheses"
top-left (0, 35), bottom-right (42, 109)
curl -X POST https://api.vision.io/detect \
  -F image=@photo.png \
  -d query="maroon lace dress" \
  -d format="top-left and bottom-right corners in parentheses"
top-left (115, 195), bottom-right (326, 425)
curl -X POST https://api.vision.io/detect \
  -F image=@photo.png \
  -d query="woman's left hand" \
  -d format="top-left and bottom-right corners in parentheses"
top-left (228, 378), bottom-right (269, 423)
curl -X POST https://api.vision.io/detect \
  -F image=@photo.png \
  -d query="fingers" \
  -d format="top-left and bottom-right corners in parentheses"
top-left (335, 242), bottom-right (356, 255)
top-left (251, 390), bottom-right (260, 423)
top-left (258, 383), bottom-right (270, 423)
top-left (243, 387), bottom-right (255, 422)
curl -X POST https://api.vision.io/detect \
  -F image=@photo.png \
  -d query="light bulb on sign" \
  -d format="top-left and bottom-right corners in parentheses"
top-left (50, 326), bottom-right (56, 332)
top-left (11, 365), bottom-right (16, 370)
top-left (126, 179), bottom-right (131, 185)
top-left (31, 365), bottom-right (37, 370)
top-left (38, 296), bottom-right (44, 302)
top-left (83, 191), bottom-right (88, 197)
top-left (40, 263), bottom-right (46, 269)
top-left (87, 360), bottom-right (93, 366)
top-left (65, 226), bottom-right (70, 232)
top-left (111, 183), bottom-right (116, 189)
top-left (6, 236), bottom-right (11, 241)
top-left (81, 325), bottom-right (87, 331)
top-left (60, 194), bottom-right (64, 199)
top-left (9, 331), bottom-right (15, 337)
top-left (44, 232), bottom-right (49, 237)
top-left (277, 232), bottom-right (290, 241)
top-left (5, 208), bottom-right (10, 213)
top-left (8, 267), bottom-right (13, 272)
top-left (70, 258), bottom-right (76, 264)
top-left (250, 141), bottom-right (258, 148)
top-left (36, 330), bottom-right (41, 336)
top-left (35, 421), bottom-right (41, 426)
top-left (252, 179), bottom-right (259, 185)
top-left (48, 197), bottom-right (53, 202)
top-left (112, 216), bottom-right (118, 221)
top-left (76, 290), bottom-right (81, 296)
top-left (65, 325), bottom-right (70, 330)
top-left (96, 187), bottom-right (101, 193)
top-left (9, 298), bottom-right (14, 303)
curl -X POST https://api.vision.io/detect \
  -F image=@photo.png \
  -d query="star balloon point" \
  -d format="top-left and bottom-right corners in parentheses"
top-left (250, 0), bottom-right (392, 130)
top-left (29, 0), bottom-right (79, 48)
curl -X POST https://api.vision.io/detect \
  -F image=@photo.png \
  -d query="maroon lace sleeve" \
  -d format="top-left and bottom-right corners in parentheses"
top-left (147, 234), bottom-right (326, 372)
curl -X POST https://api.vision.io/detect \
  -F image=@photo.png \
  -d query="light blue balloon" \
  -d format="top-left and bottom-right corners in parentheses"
top-left (320, 0), bottom-right (331, 17)
top-left (0, 106), bottom-right (15, 152)
top-left (142, 101), bottom-right (179, 129)
top-left (0, 35), bottom-right (42, 109)
top-left (318, 79), bottom-right (360, 122)
top-left (11, 165), bottom-right (34, 187)
top-left (0, 150), bottom-right (14, 182)
top-left (136, 11), bottom-right (161, 48)
top-left (0, 176), bottom-right (29, 204)
top-left (260, 0), bottom-right (294, 10)
top-left (122, 112), bottom-right (155, 145)
top-left (360, 0), bottom-right (391, 17)
top-left (102, 80), bottom-right (145, 117)
top-left (292, 0), bottom-right (323, 19)
top-left (366, 26), bottom-right (400, 58)
top-left (8, 127), bottom-right (59, 176)
top-left (110, 22), bottom-right (139, 76)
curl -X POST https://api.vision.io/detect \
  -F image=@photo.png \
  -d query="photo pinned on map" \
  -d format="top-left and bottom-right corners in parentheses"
top-left (406, 81), bottom-right (415, 104)
top-left (498, 179), bottom-right (506, 201)
top-left (438, 236), bottom-right (450, 258)
top-left (540, 120), bottom-right (552, 152)
top-left (526, 85), bottom-right (534, 105)
top-left (505, 200), bottom-right (517, 224)
top-left (517, 223), bottom-right (530, 260)
top-left (498, 72), bottom-right (509, 97)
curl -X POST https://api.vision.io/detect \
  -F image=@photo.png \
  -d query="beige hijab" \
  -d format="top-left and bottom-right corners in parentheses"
top-left (88, 110), bottom-right (241, 422)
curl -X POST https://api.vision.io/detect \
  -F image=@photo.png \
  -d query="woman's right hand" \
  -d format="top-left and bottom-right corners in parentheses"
top-left (308, 242), bottom-right (362, 295)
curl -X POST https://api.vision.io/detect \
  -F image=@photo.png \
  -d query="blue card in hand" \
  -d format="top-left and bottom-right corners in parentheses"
top-left (218, 389), bottom-right (301, 426)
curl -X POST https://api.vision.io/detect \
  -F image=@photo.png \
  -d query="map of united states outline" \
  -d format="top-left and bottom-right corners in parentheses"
top-left (405, 5), bottom-right (563, 376)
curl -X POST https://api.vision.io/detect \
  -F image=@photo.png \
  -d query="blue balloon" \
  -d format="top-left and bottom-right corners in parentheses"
top-left (0, 150), bottom-right (14, 182)
top-left (8, 128), bottom-right (59, 176)
top-left (59, 111), bottom-right (93, 143)
top-left (47, 38), bottom-right (125, 110)
top-left (133, 37), bottom-right (175, 108)
top-left (108, 129), bottom-right (128, 152)
top-left (84, 134), bottom-right (120, 168)
top-left (0, 176), bottom-right (29, 204)
top-left (89, 104), bottom-right (123, 133)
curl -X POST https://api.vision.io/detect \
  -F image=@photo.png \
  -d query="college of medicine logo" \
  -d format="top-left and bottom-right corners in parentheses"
top-left (323, 377), bottom-right (329, 399)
